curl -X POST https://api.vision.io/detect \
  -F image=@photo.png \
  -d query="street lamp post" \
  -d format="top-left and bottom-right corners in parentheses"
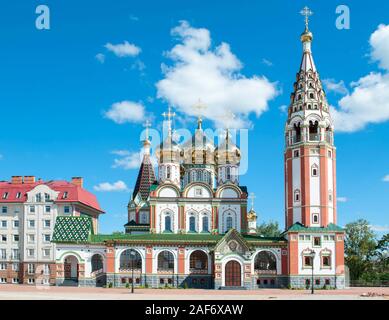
top-left (130, 250), bottom-right (136, 294)
top-left (310, 250), bottom-right (316, 294)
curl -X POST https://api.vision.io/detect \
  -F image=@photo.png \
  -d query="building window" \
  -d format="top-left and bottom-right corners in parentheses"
top-left (27, 249), bottom-right (35, 258)
top-left (189, 250), bottom-right (208, 271)
top-left (312, 214), bottom-right (319, 224)
top-left (13, 220), bottom-right (19, 228)
top-left (44, 193), bottom-right (50, 202)
top-left (28, 234), bottom-right (35, 243)
top-left (45, 206), bottom-right (51, 213)
top-left (330, 235), bottom-right (335, 241)
top-left (0, 249), bottom-right (6, 259)
top-left (0, 278), bottom-right (7, 284)
top-left (1, 206), bottom-right (7, 214)
top-left (1, 235), bottom-right (6, 243)
top-left (28, 220), bottom-right (35, 228)
top-left (322, 255), bottom-right (331, 267)
top-left (311, 164), bottom-right (319, 177)
top-left (35, 194), bottom-right (42, 202)
top-left (293, 150), bottom-right (300, 157)
top-left (12, 263), bottom-right (19, 271)
top-left (226, 216), bottom-right (233, 231)
top-left (1, 221), bottom-right (7, 228)
top-left (294, 189), bottom-right (300, 202)
top-left (43, 249), bottom-right (51, 257)
top-left (189, 216), bottom-right (196, 232)
top-left (164, 215), bottom-right (172, 232)
top-left (16, 192), bottom-right (21, 199)
top-left (44, 234), bottom-right (51, 242)
top-left (2, 192), bottom-right (8, 200)
top-left (27, 278), bottom-right (35, 284)
top-left (13, 235), bottom-right (19, 242)
top-left (29, 206), bottom-right (35, 213)
top-left (64, 206), bottom-right (70, 214)
top-left (329, 191), bottom-right (333, 202)
top-left (313, 236), bottom-right (321, 247)
top-left (303, 256), bottom-right (313, 267)
top-left (12, 278), bottom-right (19, 284)
top-left (44, 220), bottom-right (51, 228)
top-left (328, 150), bottom-right (332, 158)
top-left (0, 263), bottom-right (6, 270)
top-left (325, 279), bottom-right (330, 285)
top-left (12, 250), bottom-right (19, 260)
top-left (202, 216), bottom-right (209, 232)
top-left (157, 251), bottom-right (174, 272)
top-left (226, 167), bottom-right (231, 180)
top-left (62, 192), bottom-right (68, 199)
top-left (27, 263), bottom-right (35, 274)
top-left (166, 166), bottom-right (171, 179)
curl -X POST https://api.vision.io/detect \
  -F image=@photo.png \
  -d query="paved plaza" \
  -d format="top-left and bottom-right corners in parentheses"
top-left (0, 285), bottom-right (387, 300)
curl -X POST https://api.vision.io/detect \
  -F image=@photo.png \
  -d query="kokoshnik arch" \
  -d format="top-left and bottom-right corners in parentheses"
top-left (0, 9), bottom-right (346, 289)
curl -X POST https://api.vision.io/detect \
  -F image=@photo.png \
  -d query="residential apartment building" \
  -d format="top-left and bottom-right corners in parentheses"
top-left (0, 176), bottom-right (103, 285)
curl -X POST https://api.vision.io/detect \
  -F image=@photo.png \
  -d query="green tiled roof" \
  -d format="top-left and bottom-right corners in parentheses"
top-left (284, 222), bottom-right (344, 233)
top-left (52, 216), bottom-right (93, 243)
top-left (88, 232), bottom-right (286, 245)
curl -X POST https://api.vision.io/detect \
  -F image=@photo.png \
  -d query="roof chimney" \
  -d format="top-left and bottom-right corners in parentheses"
top-left (24, 176), bottom-right (36, 184)
top-left (11, 176), bottom-right (23, 184)
top-left (71, 177), bottom-right (83, 188)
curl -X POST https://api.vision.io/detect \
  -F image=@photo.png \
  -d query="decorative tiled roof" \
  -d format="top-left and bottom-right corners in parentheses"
top-left (132, 153), bottom-right (156, 201)
top-left (52, 216), bottom-right (93, 243)
top-left (88, 232), bottom-right (286, 245)
top-left (284, 222), bottom-right (344, 233)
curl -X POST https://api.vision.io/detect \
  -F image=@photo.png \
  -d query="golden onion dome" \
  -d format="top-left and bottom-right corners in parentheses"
top-left (300, 29), bottom-right (313, 43)
top-left (247, 208), bottom-right (257, 222)
top-left (215, 132), bottom-right (241, 165)
top-left (155, 135), bottom-right (181, 163)
top-left (181, 128), bottom-right (215, 165)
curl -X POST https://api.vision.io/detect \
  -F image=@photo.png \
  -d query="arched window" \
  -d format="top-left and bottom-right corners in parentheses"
top-left (254, 251), bottom-right (277, 272)
top-left (309, 93), bottom-right (315, 99)
top-left (294, 189), bottom-right (300, 202)
top-left (119, 249), bottom-right (142, 270)
top-left (226, 167), bottom-right (231, 180)
top-left (202, 216), bottom-right (209, 232)
top-left (91, 254), bottom-right (104, 272)
top-left (157, 251), bottom-right (174, 271)
top-left (165, 215), bottom-right (172, 232)
top-left (226, 216), bottom-right (233, 231)
top-left (311, 164), bottom-right (319, 177)
top-left (189, 216), bottom-right (196, 232)
top-left (166, 166), bottom-right (171, 179)
top-left (189, 250), bottom-right (208, 272)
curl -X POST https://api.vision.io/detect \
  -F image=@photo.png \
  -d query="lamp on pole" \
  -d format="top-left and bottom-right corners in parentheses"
top-left (130, 250), bottom-right (136, 294)
top-left (310, 250), bottom-right (316, 294)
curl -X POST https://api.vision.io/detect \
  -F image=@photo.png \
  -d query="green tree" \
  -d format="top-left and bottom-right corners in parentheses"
top-left (256, 221), bottom-right (282, 237)
top-left (344, 219), bottom-right (377, 281)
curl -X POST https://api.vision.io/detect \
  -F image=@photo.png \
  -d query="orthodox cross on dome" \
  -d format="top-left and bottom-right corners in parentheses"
top-left (193, 99), bottom-right (207, 129)
top-left (162, 106), bottom-right (176, 135)
top-left (249, 192), bottom-right (256, 210)
top-left (300, 6), bottom-right (313, 31)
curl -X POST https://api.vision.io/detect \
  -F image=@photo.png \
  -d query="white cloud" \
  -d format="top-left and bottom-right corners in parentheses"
top-left (129, 14), bottom-right (139, 22)
top-left (279, 105), bottom-right (288, 114)
top-left (331, 24), bottom-right (389, 132)
top-left (105, 101), bottom-right (145, 124)
top-left (105, 41), bottom-right (141, 57)
top-left (370, 225), bottom-right (389, 232)
top-left (93, 180), bottom-right (129, 192)
top-left (322, 78), bottom-right (349, 95)
top-left (337, 197), bottom-right (348, 203)
top-left (261, 58), bottom-right (273, 67)
top-left (95, 53), bottom-right (105, 64)
top-left (382, 174), bottom-right (389, 182)
top-left (112, 150), bottom-right (157, 170)
top-left (156, 21), bottom-right (279, 128)
top-left (370, 24), bottom-right (389, 70)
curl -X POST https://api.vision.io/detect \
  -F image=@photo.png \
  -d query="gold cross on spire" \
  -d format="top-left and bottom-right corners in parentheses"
top-left (249, 192), bottom-right (256, 210)
top-left (162, 106), bottom-right (176, 122)
top-left (300, 6), bottom-right (313, 31)
top-left (193, 99), bottom-right (207, 129)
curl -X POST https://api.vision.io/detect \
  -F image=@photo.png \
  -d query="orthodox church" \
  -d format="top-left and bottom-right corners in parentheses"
top-left (51, 11), bottom-right (346, 289)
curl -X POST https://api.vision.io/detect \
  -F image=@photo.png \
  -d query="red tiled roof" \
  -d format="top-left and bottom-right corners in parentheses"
top-left (0, 180), bottom-right (104, 213)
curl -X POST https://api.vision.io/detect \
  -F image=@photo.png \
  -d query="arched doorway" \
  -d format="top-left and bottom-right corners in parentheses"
top-left (91, 254), bottom-right (104, 273)
top-left (189, 250), bottom-right (208, 273)
top-left (225, 260), bottom-right (241, 287)
top-left (64, 255), bottom-right (79, 283)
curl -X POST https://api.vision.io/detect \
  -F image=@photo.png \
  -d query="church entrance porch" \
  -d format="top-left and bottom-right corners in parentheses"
top-left (63, 255), bottom-right (79, 286)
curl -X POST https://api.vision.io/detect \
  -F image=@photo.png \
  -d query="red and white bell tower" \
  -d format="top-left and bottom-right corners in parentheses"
top-left (284, 13), bottom-right (336, 229)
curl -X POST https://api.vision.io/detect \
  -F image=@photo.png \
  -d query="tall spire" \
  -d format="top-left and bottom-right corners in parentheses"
top-left (194, 99), bottom-right (206, 130)
top-left (143, 119), bottom-right (151, 155)
top-left (299, 6), bottom-right (316, 71)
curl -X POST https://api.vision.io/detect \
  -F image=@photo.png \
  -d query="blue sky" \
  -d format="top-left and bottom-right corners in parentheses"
top-left (0, 0), bottom-right (388, 235)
